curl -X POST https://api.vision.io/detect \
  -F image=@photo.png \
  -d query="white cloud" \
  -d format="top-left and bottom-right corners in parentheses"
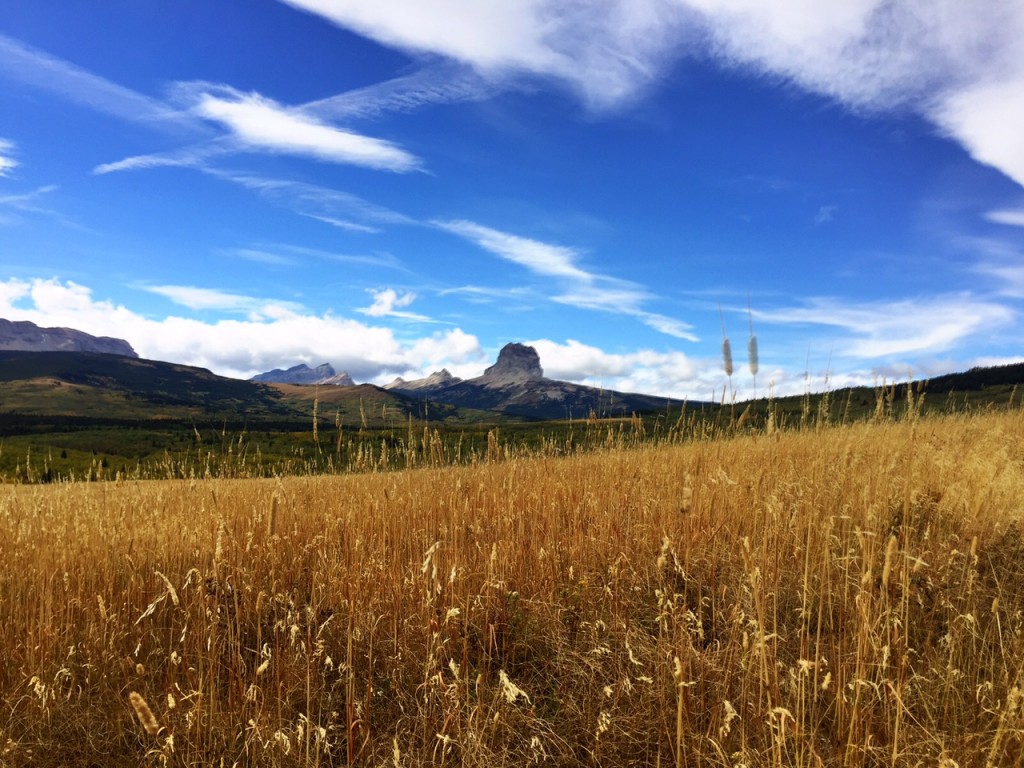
top-left (300, 214), bottom-right (381, 234)
top-left (142, 284), bottom-right (295, 313)
top-left (194, 89), bottom-right (421, 172)
top-left (674, 1), bottom-right (1024, 187)
top-left (815, 205), bottom-right (837, 224)
top-left (985, 209), bottom-right (1024, 228)
top-left (932, 77), bottom-right (1024, 188)
top-left (756, 294), bottom-right (1014, 359)
top-left (244, 242), bottom-right (405, 270)
top-left (280, 0), bottom-right (689, 109)
top-left (4, 278), bottom-right (1013, 401)
top-left (231, 249), bottom-right (297, 267)
top-left (304, 62), bottom-right (498, 122)
top-left (211, 171), bottom-right (415, 227)
top-left (435, 219), bottom-right (591, 280)
top-left (0, 138), bottom-right (17, 176)
top-left (0, 277), bottom-right (482, 381)
top-left (0, 184), bottom-right (56, 221)
top-left (0, 33), bottom-right (198, 129)
top-left (437, 218), bottom-right (696, 339)
top-left (279, 0), bottom-right (566, 78)
top-left (358, 288), bottom-right (431, 321)
top-left (439, 284), bottom-right (538, 307)
top-left (93, 143), bottom-right (226, 175)
top-left (0, 278), bottom-right (31, 306)
top-left (975, 262), bottom-right (1024, 300)
top-left (280, 0), bottom-right (1024, 187)
top-left (634, 311), bottom-right (698, 341)
top-left (527, 338), bottom-right (698, 398)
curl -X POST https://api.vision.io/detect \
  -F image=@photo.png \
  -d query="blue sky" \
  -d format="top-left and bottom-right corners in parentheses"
top-left (1, 1), bottom-right (1023, 399)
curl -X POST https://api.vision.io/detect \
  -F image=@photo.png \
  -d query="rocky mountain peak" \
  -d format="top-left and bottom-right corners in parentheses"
top-left (481, 343), bottom-right (544, 383)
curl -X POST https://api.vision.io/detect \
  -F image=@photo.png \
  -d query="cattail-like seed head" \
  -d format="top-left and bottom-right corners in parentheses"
top-left (214, 519), bottom-right (226, 575)
top-left (881, 534), bottom-right (899, 589)
top-left (722, 338), bottom-right (734, 377)
top-left (129, 691), bottom-right (160, 736)
top-left (748, 335), bottom-right (759, 376)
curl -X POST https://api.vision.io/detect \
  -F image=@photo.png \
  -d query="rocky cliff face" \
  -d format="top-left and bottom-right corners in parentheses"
top-left (0, 319), bottom-right (138, 357)
top-left (479, 343), bottom-right (544, 385)
top-left (251, 363), bottom-right (355, 386)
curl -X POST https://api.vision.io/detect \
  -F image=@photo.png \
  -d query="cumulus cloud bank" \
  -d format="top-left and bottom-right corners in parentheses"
top-left (0, 278), bottom-right (709, 396)
top-left (0, 278), bottom-right (481, 382)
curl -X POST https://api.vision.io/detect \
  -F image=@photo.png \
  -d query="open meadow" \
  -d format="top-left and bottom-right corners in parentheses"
top-left (2, 408), bottom-right (1024, 767)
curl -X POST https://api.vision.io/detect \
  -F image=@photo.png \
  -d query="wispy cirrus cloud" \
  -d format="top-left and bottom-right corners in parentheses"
top-left (93, 141), bottom-right (231, 175)
top-left (985, 209), bottom-right (1024, 228)
top-left (231, 249), bottom-right (298, 267)
top-left (0, 33), bottom-right (198, 130)
top-left (142, 284), bottom-right (305, 317)
top-left (0, 184), bottom-right (80, 229)
top-left (0, 184), bottom-right (58, 214)
top-left (976, 263), bottom-right (1024, 300)
top-left (280, 0), bottom-right (1024, 187)
top-left (299, 214), bottom-right (381, 234)
top-left (756, 294), bottom-right (1014, 359)
top-left (207, 171), bottom-right (415, 228)
top-left (434, 220), bottom-right (590, 281)
top-left (0, 34), bottom-right (425, 176)
top-left (434, 218), bottom-right (696, 340)
top-left (98, 88), bottom-right (424, 175)
top-left (268, 242), bottom-right (405, 270)
top-left (0, 138), bottom-right (18, 177)
top-left (303, 63), bottom-right (498, 122)
top-left (439, 285), bottom-right (538, 308)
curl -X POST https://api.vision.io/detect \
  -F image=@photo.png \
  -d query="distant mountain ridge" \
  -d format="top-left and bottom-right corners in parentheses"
top-left (384, 369), bottom-right (461, 392)
top-left (251, 362), bottom-right (355, 386)
top-left (0, 319), bottom-right (137, 357)
top-left (385, 343), bottom-right (688, 420)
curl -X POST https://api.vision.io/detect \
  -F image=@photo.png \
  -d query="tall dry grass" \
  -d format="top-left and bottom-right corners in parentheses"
top-left (2, 408), bottom-right (1024, 766)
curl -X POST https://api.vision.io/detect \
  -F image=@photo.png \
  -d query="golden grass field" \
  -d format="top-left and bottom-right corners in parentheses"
top-left (2, 409), bottom-right (1023, 766)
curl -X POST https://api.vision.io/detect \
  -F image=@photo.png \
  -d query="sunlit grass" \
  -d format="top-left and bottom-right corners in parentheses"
top-left (2, 406), bottom-right (1024, 766)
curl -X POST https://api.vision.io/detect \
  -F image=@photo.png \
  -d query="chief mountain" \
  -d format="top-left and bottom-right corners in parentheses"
top-left (383, 343), bottom-right (683, 420)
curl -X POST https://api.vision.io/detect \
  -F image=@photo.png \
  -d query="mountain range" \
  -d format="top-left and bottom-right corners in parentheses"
top-left (384, 343), bottom-right (685, 420)
top-left (3, 318), bottom-right (1024, 426)
top-left (0, 319), bottom-right (137, 357)
top-left (250, 363), bottom-right (355, 386)
top-left (4, 319), bottom-right (690, 421)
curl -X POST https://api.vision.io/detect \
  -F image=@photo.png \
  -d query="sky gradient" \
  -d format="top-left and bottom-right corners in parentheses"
top-left (2, 1), bottom-right (1023, 400)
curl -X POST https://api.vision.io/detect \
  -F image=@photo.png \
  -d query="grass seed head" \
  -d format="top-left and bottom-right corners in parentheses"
top-left (722, 338), bottom-right (734, 377)
top-left (129, 691), bottom-right (160, 736)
